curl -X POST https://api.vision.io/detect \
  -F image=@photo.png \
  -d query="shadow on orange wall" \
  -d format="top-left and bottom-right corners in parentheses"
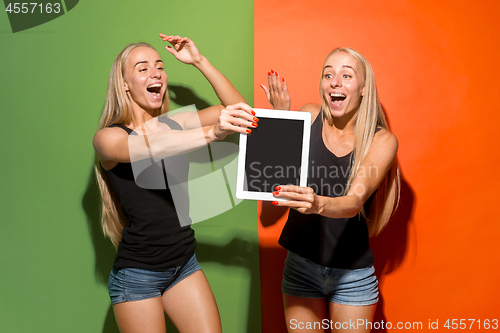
top-left (371, 174), bottom-right (415, 332)
top-left (258, 202), bottom-right (289, 332)
top-left (369, 108), bottom-right (416, 332)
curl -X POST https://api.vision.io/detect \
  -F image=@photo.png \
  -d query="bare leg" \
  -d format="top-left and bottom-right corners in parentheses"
top-left (162, 270), bottom-right (222, 333)
top-left (113, 297), bottom-right (166, 333)
top-left (284, 294), bottom-right (328, 333)
top-left (329, 302), bottom-right (376, 333)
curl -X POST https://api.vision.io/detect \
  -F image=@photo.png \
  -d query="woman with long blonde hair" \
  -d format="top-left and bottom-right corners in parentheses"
top-left (260, 48), bottom-right (400, 332)
top-left (93, 34), bottom-right (256, 333)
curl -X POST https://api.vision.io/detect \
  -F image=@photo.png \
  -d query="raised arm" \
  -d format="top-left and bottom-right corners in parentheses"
top-left (161, 34), bottom-right (244, 107)
top-left (160, 34), bottom-right (246, 128)
top-left (93, 125), bottom-right (216, 169)
top-left (94, 103), bottom-right (256, 170)
top-left (272, 129), bottom-right (398, 218)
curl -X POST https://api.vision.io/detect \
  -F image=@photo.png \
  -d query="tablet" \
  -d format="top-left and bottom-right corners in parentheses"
top-left (236, 108), bottom-right (311, 201)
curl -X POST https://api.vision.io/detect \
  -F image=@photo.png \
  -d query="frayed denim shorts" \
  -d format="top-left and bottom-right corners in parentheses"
top-left (282, 251), bottom-right (379, 306)
top-left (108, 254), bottom-right (201, 305)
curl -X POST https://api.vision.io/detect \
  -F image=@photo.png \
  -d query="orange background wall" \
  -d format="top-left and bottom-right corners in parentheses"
top-left (254, 0), bottom-right (500, 331)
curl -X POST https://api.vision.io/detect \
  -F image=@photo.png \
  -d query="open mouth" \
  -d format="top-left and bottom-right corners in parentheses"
top-left (330, 92), bottom-right (346, 107)
top-left (146, 83), bottom-right (162, 98)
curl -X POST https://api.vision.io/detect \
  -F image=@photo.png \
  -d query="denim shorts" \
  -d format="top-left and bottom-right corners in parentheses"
top-left (108, 254), bottom-right (201, 305)
top-left (282, 251), bottom-right (379, 306)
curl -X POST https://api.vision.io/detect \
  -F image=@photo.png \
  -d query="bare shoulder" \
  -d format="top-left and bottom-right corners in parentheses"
top-left (299, 103), bottom-right (321, 121)
top-left (299, 103), bottom-right (321, 113)
top-left (93, 126), bottom-right (129, 156)
top-left (372, 128), bottom-right (398, 154)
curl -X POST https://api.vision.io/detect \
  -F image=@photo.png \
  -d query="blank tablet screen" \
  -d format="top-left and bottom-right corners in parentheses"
top-left (244, 117), bottom-right (304, 192)
top-left (236, 108), bottom-right (311, 201)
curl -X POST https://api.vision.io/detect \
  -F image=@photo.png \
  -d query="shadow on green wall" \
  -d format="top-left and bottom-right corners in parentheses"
top-left (168, 84), bottom-right (210, 110)
top-left (82, 85), bottom-right (260, 333)
top-left (81, 169), bottom-right (121, 333)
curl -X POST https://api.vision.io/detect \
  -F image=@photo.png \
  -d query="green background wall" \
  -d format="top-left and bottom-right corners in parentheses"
top-left (0, 1), bottom-right (259, 332)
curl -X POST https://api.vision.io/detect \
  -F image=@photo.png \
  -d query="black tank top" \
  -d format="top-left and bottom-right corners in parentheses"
top-left (104, 118), bottom-right (196, 270)
top-left (278, 111), bottom-right (375, 269)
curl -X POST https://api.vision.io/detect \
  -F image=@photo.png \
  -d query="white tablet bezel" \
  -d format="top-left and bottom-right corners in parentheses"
top-left (236, 108), bottom-right (311, 201)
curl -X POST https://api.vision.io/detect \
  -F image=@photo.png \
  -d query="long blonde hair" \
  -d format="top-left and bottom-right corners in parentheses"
top-left (94, 43), bottom-right (169, 248)
top-left (320, 48), bottom-right (400, 236)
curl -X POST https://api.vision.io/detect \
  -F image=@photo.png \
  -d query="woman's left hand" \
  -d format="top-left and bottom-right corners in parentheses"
top-left (271, 185), bottom-right (323, 215)
top-left (260, 69), bottom-right (291, 110)
top-left (159, 34), bottom-right (203, 65)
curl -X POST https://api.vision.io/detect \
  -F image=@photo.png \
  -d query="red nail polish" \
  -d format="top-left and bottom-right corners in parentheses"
top-left (275, 71), bottom-right (279, 76)
top-left (282, 78), bottom-right (285, 82)
top-left (272, 201), bottom-right (278, 205)
top-left (272, 191), bottom-right (279, 196)
top-left (178, 39), bottom-right (182, 42)
top-left (246, 129), bottom-right (252, 134)
top-left (253, 117), bottom-right (259, 122)
top-left (271, 69), bottom-right (275, 74)
top-left (268, 72), bottom-right (271, 76)
top-left (251, 110), bottom-right (256, 116)
top-left (252, 122), bottom-right (258, 127)
top-left (275, 186), bottom-right (281, 190)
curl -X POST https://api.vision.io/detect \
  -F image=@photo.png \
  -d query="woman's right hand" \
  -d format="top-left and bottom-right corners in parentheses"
top-left (214, 103), bottom-right (258, 140)
top-left (260, 69), bottom-right (291, 110)
top-left (159, 34), bottom-right (204, 66)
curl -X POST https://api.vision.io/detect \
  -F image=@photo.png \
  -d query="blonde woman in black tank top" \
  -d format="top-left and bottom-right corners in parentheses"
top-left (93, 35), bottom-right (256, 333)
top-left (261, 49), bottom-right (400, 332)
